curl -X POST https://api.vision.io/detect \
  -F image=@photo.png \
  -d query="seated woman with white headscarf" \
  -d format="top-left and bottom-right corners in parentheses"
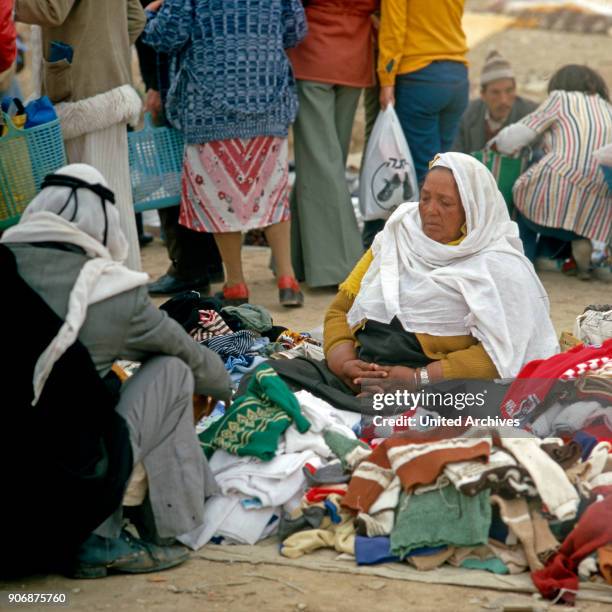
top-left (0, 164), bottom-right (232, 578)
top-left (257, 152), bottom-right (559, 413)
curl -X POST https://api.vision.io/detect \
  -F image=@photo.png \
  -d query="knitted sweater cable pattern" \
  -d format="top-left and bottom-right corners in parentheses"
top-left (143, 0), bottom-right (307, 144)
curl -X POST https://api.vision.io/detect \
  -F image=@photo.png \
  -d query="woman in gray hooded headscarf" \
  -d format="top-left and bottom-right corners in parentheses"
top-left (2, 164), bottom-right (232, 578)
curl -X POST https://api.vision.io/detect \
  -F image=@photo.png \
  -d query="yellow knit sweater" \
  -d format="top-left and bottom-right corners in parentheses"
top-left (324, 249), bottom-right (499, 380)
top-left (378, 0), bottom-right (468, 86)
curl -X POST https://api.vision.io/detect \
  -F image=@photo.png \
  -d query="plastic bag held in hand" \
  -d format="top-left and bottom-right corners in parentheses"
top-left (359, 106), bottom-right (418, 222)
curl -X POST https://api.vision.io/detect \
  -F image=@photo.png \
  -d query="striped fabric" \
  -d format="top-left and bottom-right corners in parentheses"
top-left (204, 330), bottom-right (257, 358)
top-left (189, 309), bottom-right (232, 343)
top-left (513, 90), bottom-right (612, 243)
top-left (342, 434), bottom-right (492, 514)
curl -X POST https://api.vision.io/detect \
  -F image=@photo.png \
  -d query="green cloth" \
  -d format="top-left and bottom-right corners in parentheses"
top-left (290, 80), bottom-right (363, 287)
top-left (221, 304), bottom-right (273, 333)
top-left (199, 365), bottom-right (310, 460)
top-left (461, 558), bottom-right (509, 575)
top-left (324, 430), bottom-right (369, 470)
top-left (390, 487), bottom-right (492, 560)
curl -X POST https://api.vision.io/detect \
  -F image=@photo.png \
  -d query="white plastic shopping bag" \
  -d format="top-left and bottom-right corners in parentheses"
top-left (359, 106), bottom-right (418, 221)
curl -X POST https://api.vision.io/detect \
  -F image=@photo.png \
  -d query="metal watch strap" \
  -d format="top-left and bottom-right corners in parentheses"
top-left (419, 367), bottom-right (430, 386)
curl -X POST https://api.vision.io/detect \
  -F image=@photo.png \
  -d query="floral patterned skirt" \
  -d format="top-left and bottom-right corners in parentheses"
top-left (179, 136), bottom-right (290, 233)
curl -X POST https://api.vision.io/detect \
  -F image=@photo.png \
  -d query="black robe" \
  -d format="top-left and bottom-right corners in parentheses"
top-left (0, 245), bottom-right (132, 577)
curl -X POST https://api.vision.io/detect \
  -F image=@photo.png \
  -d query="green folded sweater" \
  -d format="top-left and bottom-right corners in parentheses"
top-left (199, 364), bottom-right (310, 461)
top-left (390, 485), bottom-right (491, 560)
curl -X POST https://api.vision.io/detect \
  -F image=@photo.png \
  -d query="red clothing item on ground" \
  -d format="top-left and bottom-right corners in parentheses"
top-left (305, 485), bottom-right (348, 503)
top-left (581, 422), bottom-right (612, 448)
top-left (0, 0), bottom-right (17, 73)
top-left (501, 339), bottom-right (612, 421)
top-left (287, 0), bottom-right (378, 88)
top-left (531, 493), bottom-right (612, 604)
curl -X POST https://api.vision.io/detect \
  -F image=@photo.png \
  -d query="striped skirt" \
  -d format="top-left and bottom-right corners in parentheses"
top-left (179, 136), bottom-right (290, 233)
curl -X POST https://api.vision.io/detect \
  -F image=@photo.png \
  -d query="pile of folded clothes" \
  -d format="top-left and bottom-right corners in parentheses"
top-left (275, 422), bottom-right (611, 605)
top-left (180, 377), bottom-right (361, 549)
top-left (164, 298), bottom-right (611, 605)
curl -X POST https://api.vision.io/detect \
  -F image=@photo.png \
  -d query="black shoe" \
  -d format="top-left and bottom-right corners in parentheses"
top-left (68, 530), bottom-right (189, 579)
top-left (139, 233), bottom-right (154, 248)
top-left (148, 274), bottom-right (210, 296)
top-left (278, 276), bottom-right (304, 308)
top-left (377, 173), bottom-right (402, 202)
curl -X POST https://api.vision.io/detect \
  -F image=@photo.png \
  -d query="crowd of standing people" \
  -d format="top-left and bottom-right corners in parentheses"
top-left (5, 0), bottom-right (611, 293)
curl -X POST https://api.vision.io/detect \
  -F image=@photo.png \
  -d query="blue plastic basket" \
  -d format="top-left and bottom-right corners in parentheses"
top-left (601, 164), bottom-right (612, 192)
top-left (128, 114), bottom-right (185, 213)
top-left (0, 111), bottom-right (67, 229)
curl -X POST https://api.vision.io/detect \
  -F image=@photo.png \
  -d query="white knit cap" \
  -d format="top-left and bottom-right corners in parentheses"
top-left (481, 50), bottom-right (515, 87)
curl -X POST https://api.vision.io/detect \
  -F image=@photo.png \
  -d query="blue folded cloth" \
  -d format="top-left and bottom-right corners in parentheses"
top-left (355, 536), bottom-right (400, 566)
top-left (573, 430), bottom-right (598, 460)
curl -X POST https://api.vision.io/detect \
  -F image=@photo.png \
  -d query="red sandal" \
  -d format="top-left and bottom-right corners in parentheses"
top-left (214, 282), bottom-right (249, 306)
top-left (278, 276), bottom-right (304, 308)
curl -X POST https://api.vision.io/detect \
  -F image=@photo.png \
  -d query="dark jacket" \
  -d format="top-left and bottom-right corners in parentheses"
top-left (452, 96), bottom-right (538, 154)
top-left (0, 244), bottom-right (132, 577)
top-left (135, 0), bottom-right (169, 96)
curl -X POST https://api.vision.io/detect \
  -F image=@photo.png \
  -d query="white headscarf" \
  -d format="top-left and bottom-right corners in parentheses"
top-left (347, 152), bottom-right (559, 378)
top-left (2, 164), bottom-right (148, 403)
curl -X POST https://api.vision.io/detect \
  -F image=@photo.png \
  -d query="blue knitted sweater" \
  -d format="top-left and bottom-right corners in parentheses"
top-left (143, 0), bottom-right (307, 144)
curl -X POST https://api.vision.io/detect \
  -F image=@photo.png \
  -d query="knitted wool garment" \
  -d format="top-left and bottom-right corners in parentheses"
top-left (199, 365), bottom-right (310, 460)
top-left (142, 0), bottom-right (306, 144)
top-left (323, 430), bottom-right (370, 470)
top-left (221, 304), bottom-right (273, 333)
top-left (390, 486), bottom-right (492, 560)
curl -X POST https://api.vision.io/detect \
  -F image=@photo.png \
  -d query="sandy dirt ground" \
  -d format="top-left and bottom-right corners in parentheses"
top-left (6, 560), bottom-right (612, 612)
top-left (5, 4), bottom-right (612, 610)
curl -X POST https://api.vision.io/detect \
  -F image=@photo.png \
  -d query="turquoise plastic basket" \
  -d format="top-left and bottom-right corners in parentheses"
top-left (128, 114), bottom-right (184, 213)
top-left (0, 111), bottom-right (67, 229)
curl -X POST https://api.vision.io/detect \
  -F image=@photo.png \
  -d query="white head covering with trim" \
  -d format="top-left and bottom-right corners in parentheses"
top-left (1, 164), bottom-right (148, 403)
top-left (347, 152), bottom-right (558, 378)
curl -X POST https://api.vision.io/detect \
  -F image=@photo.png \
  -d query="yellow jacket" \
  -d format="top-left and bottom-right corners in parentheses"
top-left (378, 0), bottom-right (468, 86)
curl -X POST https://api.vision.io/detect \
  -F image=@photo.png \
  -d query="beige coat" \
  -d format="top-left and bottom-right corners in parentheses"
top-left (16, 0), bottom-right (145, 101)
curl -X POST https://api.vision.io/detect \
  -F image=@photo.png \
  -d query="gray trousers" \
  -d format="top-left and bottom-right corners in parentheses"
top-left (95, 356), bottom-right (218, 539)
top-left (290, 80), bottom-right (363, 287)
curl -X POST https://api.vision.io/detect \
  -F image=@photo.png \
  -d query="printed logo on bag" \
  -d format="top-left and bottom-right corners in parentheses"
top-left (370, 157), bottom-right (415, 212)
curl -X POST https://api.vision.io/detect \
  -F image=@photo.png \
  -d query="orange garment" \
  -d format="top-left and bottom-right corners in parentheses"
top-left (288, 0), bottom-right (378, 88)
top-left (377, 0), bottom-right (467, 86)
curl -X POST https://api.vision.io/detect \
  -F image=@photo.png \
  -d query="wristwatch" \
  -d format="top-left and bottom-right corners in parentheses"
top-left (418, 367), bottom-right (430, 386)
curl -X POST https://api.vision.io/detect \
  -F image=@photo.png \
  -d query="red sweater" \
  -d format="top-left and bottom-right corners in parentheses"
top-left (532, 493), bottom-right (612, 604)
top-left (0, 0), bottom-right (17, 73)
top-left (288, 0), bottom-right (379, 88)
